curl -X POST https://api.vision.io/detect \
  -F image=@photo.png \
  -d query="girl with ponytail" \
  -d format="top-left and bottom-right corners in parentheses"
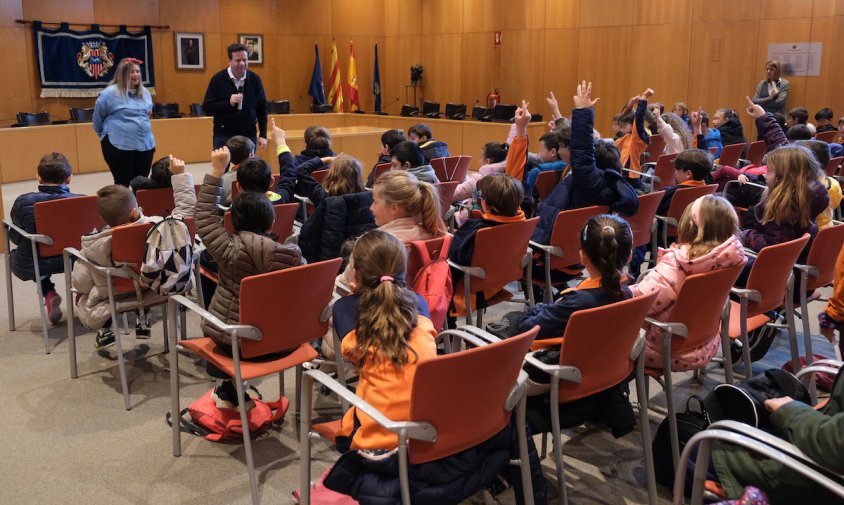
top-left (333, 230), bottom-right (437, 450)
top-left (517, 214), bottom-right (634, 341)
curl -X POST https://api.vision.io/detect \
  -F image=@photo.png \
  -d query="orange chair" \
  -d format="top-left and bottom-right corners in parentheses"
top-left (644, 133), bottom-right (665, 162)
top-left (298, 325), bottom-right (540, 505)
top-left (434, 180), bottom-right (459, 219)
top-left (449, 218), bottom-right (539, 325)
top-left (651, 153), bottom-right (679, 191)
top-left (311, 169), bottom-right (328, 184)
top-left (793, 224), bottom-right (844, 393)
top-left (371, 162), bottom-right (392, 183)
top-left (744, 140), bottom-right (766, 168)
top-left (170, 258), bottom-right (342, 505)
top-left (534, 169), bottom-right (563, 202)
top-left (825, 156), bottom-right (842, 178)
top-left (716, 143), bottom-right (745, 168)
top-left (623, 191), bottom-right (664, 269)
top-left (729, 234), bottom-right (810, 376)
top-left (430, 155), bottom-right (472, 182)
top-left (2, 195), bottom-right (104, 353)
top-left (643, 263), bottom-right (745, 469)
top-left (529, 206), bottom-right (608, 303)
top-left (653, 184), bottom-right (717, 249)
top-left (223, 202), bottom-right (299, 242)
top-left (64, 217), bottom-right (199, 410)
top-left (136, 187), bottom-right (176, 217)
top-left (816, 130), bottom-right (838, 143)
top-left (524, 291), bottom-right (659, 505)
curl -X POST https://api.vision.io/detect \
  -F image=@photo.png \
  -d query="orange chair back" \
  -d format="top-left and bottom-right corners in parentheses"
top-left (668, 263), bottom-right (745, 354)
top-left (224, 203), bottom-right (298, 242)
top-left (625, 191), bottom-right (664, 248)
top-left (468, 218), bottom-right (538, 294)
top-left (745, 141), bottom-right (766, 168)
top-left (535, 170), bottom-right (563, 201)
top-left (111, 217), bottom-right (197, 293)
top-left (802, 224), bottom-right (844, 291)
top-left (34, 196), bottom-right (103, 257)
top-left (718, 143), bottom-right (745, 168)
top-left (430, 155), bottom-right (472, 182)
top-left (652, 153), bottom-right (679, 191)
top-left (434, 181), bottom-right (459, 219)
top-left (312, 169), bottom-right (329, 184)
top-left (239, 258), bottom-right (342, 359)
top-left (408, 325), bottom-right (539, 464)
top-left (745, 234), bottom-right (810, 316)
top-left (663, 185), bottom-right (717, 235)
top-left (547, 206), bottom-right (608, 270)
top-left (231, 175), bottom-right (279, 202)
top-left (645, 133), bottom-right (665, 161)
top-left (825, 157), bottom-right (842, 178)
top-left (406, 236), bottom-right (451, 282)
top-left (816, 130), bottom-right (837, 143)
top-left (136, 188), bottom-right (176, 217)
top-left (557, 291), bottom-right (657, 403)
top-left (372, 162), bottom-right (392, 182)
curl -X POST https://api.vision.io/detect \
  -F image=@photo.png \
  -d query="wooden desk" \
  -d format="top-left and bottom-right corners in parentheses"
top-left (0, 113), bottom-right (547, 183)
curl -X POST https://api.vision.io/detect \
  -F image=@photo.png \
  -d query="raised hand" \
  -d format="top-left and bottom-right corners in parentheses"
top-left (573, 81), bottom-right (599, 109)
top-left (690, 109), bottom-right (702, 133)
top-left (169, 155), bottom-right (186, 175)
top-left (745, 96), bottom-right (766, 119)
top-left (270, 117), bottom-right (286, 146)
top-left (546, 91), bottom-right (562, 120)
top-left (642, 88), bottom-right (654, 99)
top-left (514, 100), bottom-right (531, 136)
top-left (210, 146), bottom-right (231, 178)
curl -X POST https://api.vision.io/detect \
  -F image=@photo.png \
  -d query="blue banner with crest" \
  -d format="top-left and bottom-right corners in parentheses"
top-left (33, 22), bottom-right (155, 97)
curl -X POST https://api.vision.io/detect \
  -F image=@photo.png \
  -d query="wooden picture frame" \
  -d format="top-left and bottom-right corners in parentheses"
top-left (238, 34), bottom-right (263, 65)
top-left (175, 32), bottom-right (204, 70)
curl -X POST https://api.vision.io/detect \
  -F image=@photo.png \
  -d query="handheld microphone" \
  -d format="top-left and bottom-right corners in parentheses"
top-left (237, 85), bottom-right (244, 111)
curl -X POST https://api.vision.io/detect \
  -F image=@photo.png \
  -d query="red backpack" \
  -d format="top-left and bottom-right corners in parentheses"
top-left (167, 388), bottom-right (287, 442)
top-left (409, 236), bottom-right (453, 330)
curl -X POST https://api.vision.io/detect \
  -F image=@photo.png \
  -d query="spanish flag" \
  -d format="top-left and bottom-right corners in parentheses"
top-left (328, 41), bottom-right (344, 112)
top-left (347, 42), bottom-right (361, 112)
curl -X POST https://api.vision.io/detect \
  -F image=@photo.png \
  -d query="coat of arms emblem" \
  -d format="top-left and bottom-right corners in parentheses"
top-left (77, 41), bottom-right (114, 79)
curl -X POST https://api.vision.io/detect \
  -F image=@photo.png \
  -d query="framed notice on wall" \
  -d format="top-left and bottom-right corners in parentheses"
top-left (767, 43), bottom-right (822, 76)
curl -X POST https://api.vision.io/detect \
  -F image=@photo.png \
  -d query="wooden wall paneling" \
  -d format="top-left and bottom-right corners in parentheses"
top-left (218, 0), bottom-right (278, 35)
top-left (634, 0), bottom-right (693, 25)
top-left (460, 32), bottom-right (494, 108)
top-left (545, 0), bottom-right (580, 29)
top-left (461, 0), bottom-right (501, 33)
top-left (542, 28), bottom-right (579, 120)
top-left (92, 0), bottom-right (159, 26)
top-left (276, 112), bottom-right (345, 131)
top-left (687, 20), bottom-right (760, 137)
top-left (498, 29), bottom-right (545, 113)
top-left (383, 0), bottom-right (421, 37)
top-left (276, 0), bottom-right (333, 36)
top-left (0, 26), bottom-right (34, 124)
top-left (75, 124), bottom-right (106, 173)
top-left (836, 0), bottom-right (844, 15)
top-left (23, 0), bottom-right (94, 24)
top-left (381, 35), bottom-right (422, 113)
top-left (158, 0), bottom-right (220, 32)
top-left (811, 0), bottom-right (837, 17)
top-left (501, 0), bottom-right (546, 30)
top-left (579, 0), bottom-right (634, 28)
top-left (804, 16), bottom-right (842, 120)
top-left (691, 0), bottom-right (762, 23)
top-left (151, 117), bottom-right (212, 164)
top-left (0, 0), bottom-right (23, 27)
top-left (577, 26), bottom-right (633, 132)
top-left (629, 24), bottom-right (691, 110)
top-left (0, 124), bottom-right (78, 182)
top-left (331, 0), bottom-right (385, 37)
top-left (418, 34), bottom-right (462, 107)
top-left (275, 35), bottom-right (334, 113)
top-left (422, 0), bottom-right (463, 35)
top-left (760, 0), bottom-right (812, 19)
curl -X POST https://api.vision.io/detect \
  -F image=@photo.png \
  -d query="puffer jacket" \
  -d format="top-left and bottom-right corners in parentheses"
top-left (717, 116), bottom-right (747, 155)
top-left (532, 107), bottom-right (639, 245)
top-left (418, 139), bottom-right (450, 163)
top-left (196, 173), bottom-right (303, 349)
top-left (298, 191), bottom-right (375, 264)
top-left (9, 184), bottom-right (83, 282)
top-left (630, 235), bottom-right (747, 371)
top-left (72, 173), bottom-right (195, 330)
top-left (452, 160), bottom-right (507, 203)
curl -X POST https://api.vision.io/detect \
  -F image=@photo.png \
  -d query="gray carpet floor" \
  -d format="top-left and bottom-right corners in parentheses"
top-left (1, 167), bottom-right (837, 504)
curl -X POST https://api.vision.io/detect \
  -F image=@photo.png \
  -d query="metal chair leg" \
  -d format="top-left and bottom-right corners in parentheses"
top-left (169, 301), bottom-right (182, 457)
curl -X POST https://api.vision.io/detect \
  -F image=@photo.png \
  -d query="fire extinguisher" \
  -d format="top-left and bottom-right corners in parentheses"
top-left (487, 89), bottom-right (500, 109)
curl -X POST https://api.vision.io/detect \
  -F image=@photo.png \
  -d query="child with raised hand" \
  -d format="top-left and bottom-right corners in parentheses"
top-left (196, 146), bottom-right (303, 408)
top-left (632, 195), bottom-right (747, 370)
top-left (332, 230), bottom-right (438, 451)
top-left (615, 88), bottom-right (652, 187)
top-left (129, 155), bottom-right (174, 193)
top-left (656, 111), bottom-right (694, 154)
top-left (219, 135), bottom-right (255, 206)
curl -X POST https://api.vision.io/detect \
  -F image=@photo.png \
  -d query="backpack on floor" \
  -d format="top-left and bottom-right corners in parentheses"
top-left (652, 395), bottom-right (713, 491)
top-left (166, 388), bottom-right (288, 442)
top-left (139, 216), bottom-right (194, 296)
top-left (730, 311), bottom-right (782, 365)
top-left (410, 235), bottom-right (453, 330)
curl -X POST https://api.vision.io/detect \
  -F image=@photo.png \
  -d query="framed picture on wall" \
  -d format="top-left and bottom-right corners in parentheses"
top-left (238, 34), bottom-right (263, 65)
top-left (175, 32), bottom-right (204, 70)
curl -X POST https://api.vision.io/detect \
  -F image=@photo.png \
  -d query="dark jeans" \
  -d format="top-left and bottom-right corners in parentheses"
top-left (213, 134), bottom-right (257, 151)
top-left (101, 135), bottom-right (155, 186)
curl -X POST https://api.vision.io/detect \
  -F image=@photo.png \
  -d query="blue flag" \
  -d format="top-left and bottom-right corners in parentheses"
top-left (308, 43), bottom-right (326, 105)
top-left (373, 43), bottom-right (382, 112)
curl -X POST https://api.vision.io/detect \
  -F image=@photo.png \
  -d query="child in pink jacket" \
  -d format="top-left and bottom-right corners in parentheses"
top-left (631, 195), bottom-right (747, 370)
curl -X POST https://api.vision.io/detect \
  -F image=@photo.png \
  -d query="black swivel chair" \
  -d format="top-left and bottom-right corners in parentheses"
top-left (267, 100), bottom-right (291, 114)
top-left (13, 112), bottom-right (51, 127)
top-left (69, 107), bottom-right (95, 123)
top-left (445, 103), bottom-right (467, 120)
top-left (400, 104), bottom-right (420, 117)
top-left (493, 104), bottom-right (518, 122)
top-left (422, 101), bottom-right (440, 118)
top-left (152, 103), bottom-right (182, 119)
top-left (189, 103), bottom-right (206, 117)
top-left (472, 105), bottom-right (492, 122)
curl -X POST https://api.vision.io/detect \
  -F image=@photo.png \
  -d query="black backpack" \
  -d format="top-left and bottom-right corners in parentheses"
top-left (652, 395), bottom-right (712, 491)
top-left (729, 310), bottom-right (782, 365)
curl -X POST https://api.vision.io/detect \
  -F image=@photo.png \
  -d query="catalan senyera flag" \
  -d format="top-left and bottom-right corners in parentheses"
top-left (347, 43), bottom-right (361, 112)
top-left (328, 41), bottom-right (344, 112)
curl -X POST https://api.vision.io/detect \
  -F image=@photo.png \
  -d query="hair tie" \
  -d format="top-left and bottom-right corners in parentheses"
top-left (602, 225), bottom-right (615, 236)
top-left (418, 180), bottom-right (425, 189)
top-left (380, 275), bottom-right (394, 283)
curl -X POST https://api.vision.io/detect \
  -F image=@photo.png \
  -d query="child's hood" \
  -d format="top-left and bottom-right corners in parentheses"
top-left (670, 234), bottom-right (746, 275)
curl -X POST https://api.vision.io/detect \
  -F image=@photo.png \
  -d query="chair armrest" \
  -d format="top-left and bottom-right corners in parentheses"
top-left (645, 317), bottom-right (689, 338)
top-left (504, 370), bottom-right (529, 412)
top-left (529, 240), bottom-right (563, 259)
top-left (708, 420), bottom-right (827, 469)
top-left (3, 219), bottom-right (53, 245)
top-left (62, 247), bottom-right (133, 279)
top-left (446, 259), bottom-right (486, 279)
top-left (742, 247), bottom-right (759, 258)
top-left (622, 167), bottom-right (659, 182)
top-left (653, 215), bottom-right (678, 228)
top-left (436, 329), bottom-right (488, 348)
top-left (793, 263), bottom-right (819, 278)
top-left (730, 286), bottom-right (762, 302)
top-left (305, 369), bottom-right (437, 442)
top-left (168, 295), bottom-right (261, 341)
top-left (796, 363), bottom-right (843, 389)
top-left (455, 324), bottom-right (502, 344)
top-left (523, 352), bottom-right (582, 383)
top-left (334, 278), bottom-right (352, 297)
